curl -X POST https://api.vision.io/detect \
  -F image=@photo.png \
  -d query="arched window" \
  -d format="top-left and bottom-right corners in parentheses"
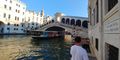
top-left (66, 18), bottom-right (70, 24)
top-left (76, 20), bottom-right (81, 27)
top-left (7, 22), bottom-right (10, 25)
top-left (71, 19), bottom-right (75, 25)
top-left (61, 18), bottom-right (65, 23)
top-left (82, 21), bottom-right (88, 28)
top-left (52, 20), bottom-right (54, 23)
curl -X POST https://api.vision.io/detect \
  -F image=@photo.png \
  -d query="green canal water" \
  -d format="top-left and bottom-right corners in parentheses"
top-left (0, 35), bottom-right (71, 60)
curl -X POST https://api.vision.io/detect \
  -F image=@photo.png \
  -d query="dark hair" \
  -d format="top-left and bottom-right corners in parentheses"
top-left (74, 36), bottom-right (81, 43)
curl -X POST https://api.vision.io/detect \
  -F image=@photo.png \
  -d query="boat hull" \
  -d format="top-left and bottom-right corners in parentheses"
top-left (32, 36), bottom-right (62, 40)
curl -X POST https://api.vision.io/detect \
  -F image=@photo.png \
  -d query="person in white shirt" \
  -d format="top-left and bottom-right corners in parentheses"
top-left (70, 36), bottom-right (89, 60)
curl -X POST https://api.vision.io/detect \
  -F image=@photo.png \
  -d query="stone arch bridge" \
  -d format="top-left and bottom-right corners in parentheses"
top-left (39, 22), bottom-right (88, 38)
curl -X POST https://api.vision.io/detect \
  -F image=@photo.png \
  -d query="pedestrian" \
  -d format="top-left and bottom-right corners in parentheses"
top-left (70, 36), bottom-right (89, 60)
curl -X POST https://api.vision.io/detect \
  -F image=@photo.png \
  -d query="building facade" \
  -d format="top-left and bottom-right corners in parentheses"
top-left (43, 16), bottom-right (53, 25)
top-left (24, 9), bottom-right (53, 31)
top-left (88, 0), bottom-right (120, 60)
top-left (0, 0), bottom-right (26, 34)
top-left (0, 0), bottom-right (48, 34)
top-left (24, 10), bottom-right (44, 30)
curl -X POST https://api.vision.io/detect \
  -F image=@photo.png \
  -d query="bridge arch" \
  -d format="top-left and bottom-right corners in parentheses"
top-left (52, 20), bottom-right (54, 23)
top-left (66, 18), bottom-right (70, 24)
top-left (82, 21), bottom-right (88, 28)
top-left (45, 26), bottom-right (65, 31)
top-left (71, 19), bottom-right (75, 25)
top-left (61, 18), bottom-right (65, 23)
top-left (0, 21), bottom-right (5, 33)
top-left (76, 20), bottom-right (81, 27)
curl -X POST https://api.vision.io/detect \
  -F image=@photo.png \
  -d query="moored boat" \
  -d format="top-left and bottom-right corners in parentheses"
top-left (32, 31), bottom-right (64, 39)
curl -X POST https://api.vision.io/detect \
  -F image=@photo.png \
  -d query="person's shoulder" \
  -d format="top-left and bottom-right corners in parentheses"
top-left (71, 45), bottom-right (75, 47)
top-left (71, 45), bottom-right (77, 48)
top-left (80, 46), bottom-right (87, 52)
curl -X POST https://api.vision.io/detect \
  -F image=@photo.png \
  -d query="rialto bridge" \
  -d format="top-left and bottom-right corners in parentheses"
top-left (39, 16), bottom-right (88, 38)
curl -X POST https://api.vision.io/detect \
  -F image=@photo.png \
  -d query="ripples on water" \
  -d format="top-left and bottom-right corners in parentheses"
top-left (0, 35), bottom-right (71, 60)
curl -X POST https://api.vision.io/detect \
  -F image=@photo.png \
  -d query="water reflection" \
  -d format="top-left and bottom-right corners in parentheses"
top-left (0, 35), bottom-right (71, 60)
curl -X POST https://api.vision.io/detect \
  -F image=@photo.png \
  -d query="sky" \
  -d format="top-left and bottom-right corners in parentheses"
top-left (21, 0), bottom-right (88, 17)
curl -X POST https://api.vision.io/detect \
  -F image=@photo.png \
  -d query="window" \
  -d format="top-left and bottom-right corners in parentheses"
top-left (96, 0), bottom-right (99, 23)
top-left (16, 4), bottom-right (18, 6)
top-left (3, 13), bottom-right (6, 18)
top-left (18, 10), bottom-right (20, 13)
top-left (7, 27), bottom-right (10, 30)
top-left (7, 23), bottom-right (10, 25)
top-left (23, 12), bottom-right (24, 15)
top-left (32, 23), bottom-right (34, 25)
top-left (8, 14), bottom-right (11, 19)
top-left (28, 17), bottom-right (30, 21)
top-left (16, 9), bottom-right (17, 12)
top-left (36, 23), bottom-right (38, 26)
top-left (14, 28), bottom-right (16, 30)
top-left (4, 5), bottom-right (7, 9)
top-left (21, 29), bottom-right (23, 31)
top-left (18, 5), bottom-right (20, 7)
top-left (105, 0), bottom-right (118, 13)
top-left (95, 38), bottom-right (98, 50)
top-left (17, 17), bottom-right (19, 21)
top-left (90, 8), bottom-right (92, 25)
top-left (32, 26), bottom-right (33, 28)
top-left (10, 0), bottom-right (12, 3)
top-left (14, 28), bottom-right (18, 30)
top-left (9, 7), bottom-right (11, 10)
top-left (15, 16), bottom-right (17, 20)
top-left (17, 24), bottom-right (19, 26)
top-left (105, 43), bottom-right (119, 60)
top-left (92, 9), bottom-right (95, 25)
top-left (14, 24), bottom-right (16, 26)
top-left (21, 24), bottom-right (24, 27)
top-left (91, 37), bottom-right (93, 44)
top-left (108, 0), bottom-right (118, 12)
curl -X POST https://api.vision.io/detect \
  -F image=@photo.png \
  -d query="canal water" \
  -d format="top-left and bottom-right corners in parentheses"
top-left (0, 35), bottom-right (71, 60)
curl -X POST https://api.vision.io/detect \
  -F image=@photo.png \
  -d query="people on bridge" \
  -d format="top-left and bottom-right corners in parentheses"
top-left (70, 36), bottom-right (89, 60)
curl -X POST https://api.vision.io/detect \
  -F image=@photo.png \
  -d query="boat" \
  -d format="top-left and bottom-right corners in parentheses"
top-left (32, 31), bottom-right (63, 39)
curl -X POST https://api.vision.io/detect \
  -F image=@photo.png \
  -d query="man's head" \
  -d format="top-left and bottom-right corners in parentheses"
top-left (74, 36), bottom-right (81, 43)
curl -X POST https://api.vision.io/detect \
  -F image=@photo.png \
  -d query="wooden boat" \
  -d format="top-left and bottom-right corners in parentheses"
top-left (32, 31), bottom-right (63, 39)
